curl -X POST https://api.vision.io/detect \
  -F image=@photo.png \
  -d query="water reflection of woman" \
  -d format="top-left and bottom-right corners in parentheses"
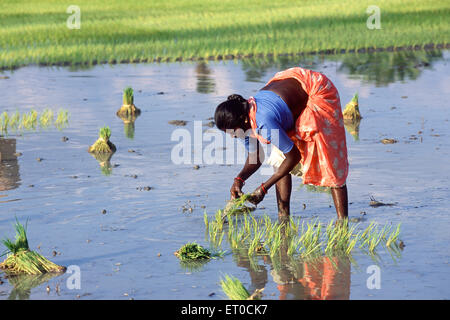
top-left (234, 250), bottom-right (351, 300)
top-left (214, 67), bottom-right (349, 219)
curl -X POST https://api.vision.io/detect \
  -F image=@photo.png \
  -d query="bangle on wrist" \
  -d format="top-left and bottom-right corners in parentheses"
top-left (234, 177), bottom-right (245, 185)
top-left (260, 183), bottom-right (267, 194)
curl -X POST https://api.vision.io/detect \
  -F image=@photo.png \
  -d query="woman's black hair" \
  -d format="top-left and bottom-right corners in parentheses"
top-left (214, 94), bottom-right (249, 131)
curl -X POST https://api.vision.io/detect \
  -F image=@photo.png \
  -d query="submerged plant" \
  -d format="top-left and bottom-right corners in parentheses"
top-left (220, 274), bottom-right (263, 300)
top-left (0, 219), bottom-right (66, 275)
top-left (342, 93), bottom-right (361, 121)
top-left (117, 87), bottom-right (141, 118)
top-left (88, 126), bottom-right (116, 154)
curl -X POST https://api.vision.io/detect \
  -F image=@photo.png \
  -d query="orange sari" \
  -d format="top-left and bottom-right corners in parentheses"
top-left (248, 67), bottom-right (348, 187)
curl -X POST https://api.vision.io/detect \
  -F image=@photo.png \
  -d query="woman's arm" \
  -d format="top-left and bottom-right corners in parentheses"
top-left (230, 142), bottom-right (265, 199)
top-left (263, 145), bottom-right (300, 190)
top-left (248, 146), bottom-right (300, 204)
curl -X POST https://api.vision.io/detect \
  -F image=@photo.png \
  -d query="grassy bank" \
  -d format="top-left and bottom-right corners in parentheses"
top-left (1, 0), bottom-right (449, 69)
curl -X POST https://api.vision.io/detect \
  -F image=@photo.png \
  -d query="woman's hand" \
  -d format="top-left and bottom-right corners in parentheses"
top-left (230, 179), bottom-right (244, 200)
top-left (248, 185), bottom-right (266, 205)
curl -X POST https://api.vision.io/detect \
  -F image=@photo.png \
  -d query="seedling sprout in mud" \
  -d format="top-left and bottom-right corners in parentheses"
top-left (0, 220), bottom-right (66, 275)
top-left (117, 87), bottom-right (141, 118)
top-left (88, 126), bottom-right (116, 154)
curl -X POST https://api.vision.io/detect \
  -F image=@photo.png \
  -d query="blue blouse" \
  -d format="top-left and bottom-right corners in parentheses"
top-left (245, 90), bottom-right (294, 154)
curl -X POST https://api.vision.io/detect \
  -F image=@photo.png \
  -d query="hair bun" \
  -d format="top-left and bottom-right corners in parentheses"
top-left (227, 94), bottom-right (246, 103)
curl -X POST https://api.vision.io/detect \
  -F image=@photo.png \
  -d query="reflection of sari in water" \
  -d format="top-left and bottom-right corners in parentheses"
top-left (275, 256), bottom-right (351, 300)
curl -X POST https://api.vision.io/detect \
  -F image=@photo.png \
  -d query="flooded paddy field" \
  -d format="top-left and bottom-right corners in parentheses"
top-left (0, 50), bottom-right (449, 299)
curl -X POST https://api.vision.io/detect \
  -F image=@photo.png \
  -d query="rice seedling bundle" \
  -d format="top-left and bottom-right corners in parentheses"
top-left (220, 274), bottom-right (263, 300)
top-left (117, 87), bottom-right (141, 118)
top-left (88, 126), bottom-right (116, 154)
top-left (0, 220), bottom-right (66, 275)
top-left (174, 242), bottom-right (212, 261)
top-left (342, 93), bottom-right (361, 121)
top-left (222, 194), bottom-right (255, 219)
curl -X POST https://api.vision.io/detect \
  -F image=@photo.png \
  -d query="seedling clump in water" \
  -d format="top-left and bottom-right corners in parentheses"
top-left (222, 193), bottom-right (255, 219)
top-left (117, 87), bottom-right (141, 118)
top-left (174, 242), bottom-right (212, 261)
top-left (88, 126), bottom-right (116, 154)
top-left (0, 219), bottom-right (66, 275)
top-left (342, 93), bottom-right (361, 121)
top-left (342, 93), bottom-right (362, 141)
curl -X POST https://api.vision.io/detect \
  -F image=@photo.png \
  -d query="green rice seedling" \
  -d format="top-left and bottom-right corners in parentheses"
top-left (39, 109), bottom-right (54, 128)
top-left (287, 234), bottom-right (301, 256)
top-left (19, 110), bottom-right (38, 130)
top-left (54, 109), bottom-right (69, 129)
top-left (298, 220), bottom-right (323, 259)
top-left (174, 242), bottom-right (212, 261)
top-left (220, 274), bottom-right (263, 300)
top-left (324, 219), bottom-right (360, 256)
top-left (248, 227), bottom-right (265, 256)
top-left (88, 126), bottom-right (116, 154)
top-left (220, 274), bottom-right (250, 300)
top-left (0, 112), bottom-right (8, 134)
top-left (367, 228), bottom-right (384, 253)
top-left (9, 111), bottom-right (20, 131)
top-left (222, 193), bottom-right (255, 219)
top-left (386, 223), bottom-right (401, 247)
top-left (342, 93), bottom-right (361, 121)
top-left (0, 219), bottom-right (66, 275)
top-left (203, 211), bottom-right (209, 229)
top-left (117, 87), bottom-right (141, 118)
top-left (123, 87), bottom-right (134, 106)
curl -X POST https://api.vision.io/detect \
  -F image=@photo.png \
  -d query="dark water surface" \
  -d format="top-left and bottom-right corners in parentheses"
top-left (0, 50), bottom-right (449, 299)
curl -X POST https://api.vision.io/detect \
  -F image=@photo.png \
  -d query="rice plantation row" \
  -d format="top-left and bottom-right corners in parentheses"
top-left (1, 0), bottom-right (448, 69)
top-left (205, 209), bottom-right (402, 261)
top-left (0, 109), bottom-right (69, 134)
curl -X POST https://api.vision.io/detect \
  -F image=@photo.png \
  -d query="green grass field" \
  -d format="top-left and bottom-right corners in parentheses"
top-left (0, 0), bottom-right (449, 69)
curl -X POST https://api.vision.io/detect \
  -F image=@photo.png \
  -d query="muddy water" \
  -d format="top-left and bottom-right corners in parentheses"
top-left (0, 51), bottom-right (449, 299)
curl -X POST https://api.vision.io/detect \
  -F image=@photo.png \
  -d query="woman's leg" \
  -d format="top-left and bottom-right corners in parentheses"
top-left (275, 172), bottom-right (292, 217)
top-left (331, 185), bottom-right (348, 219)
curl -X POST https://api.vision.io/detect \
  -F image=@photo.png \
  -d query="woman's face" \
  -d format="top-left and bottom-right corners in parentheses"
top-left (226, 127), bottom-right (246, 139)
